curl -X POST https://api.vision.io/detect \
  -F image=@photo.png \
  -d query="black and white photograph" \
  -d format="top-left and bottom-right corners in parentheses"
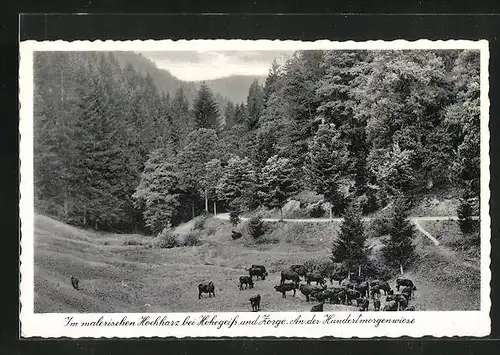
top-left (19, 39), bottom-right (490, 338)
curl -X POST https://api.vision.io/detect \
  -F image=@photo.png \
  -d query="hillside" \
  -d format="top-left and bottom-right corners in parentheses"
top-left (113, 51), bottom-right (263, 106)
top-left (34, 212), bottom-right (480, 313)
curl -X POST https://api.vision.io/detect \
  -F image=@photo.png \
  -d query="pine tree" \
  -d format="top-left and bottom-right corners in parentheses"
top-left (263, 59), bottom-right (281, 106)
top-left (331, 204), bottom-right (370, 277)
top-left (246, 80), bottom-right (264, 130)
top-left (305, 123), bottom-right (353, 219)
top-left (259, 155), bottom-right (297, 219)
top-left (381, 199), bottom-right (416, 274)
top-left (193, 83), bottom-right (219, 129)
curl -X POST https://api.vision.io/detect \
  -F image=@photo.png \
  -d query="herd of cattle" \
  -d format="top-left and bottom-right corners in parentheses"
top-left (197, 264), bottom-right (418, 312)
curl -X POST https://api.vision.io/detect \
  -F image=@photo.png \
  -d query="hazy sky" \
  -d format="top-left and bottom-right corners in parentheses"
top-left (139, 50), bottom-right (293, 81)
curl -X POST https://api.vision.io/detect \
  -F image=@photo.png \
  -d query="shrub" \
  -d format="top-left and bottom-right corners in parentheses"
top-left (231, 230), bottom-right (242, 240)
top-left (304, 259), bottom-right (336, 276)
top-left (247, 216), bottom-right (265, 239)
top-left (309, 204), bottom-right (325, 218)
top-left (122, 239), bottom-right (143, 246)
top-left (194, 213), bottom-right (209, 230)
top-left (156, 228), bottom-right (178, 249)
top-left (184, 233), bottom-right (200, 246)
top-left (229, 211), bottom-right (241, 227)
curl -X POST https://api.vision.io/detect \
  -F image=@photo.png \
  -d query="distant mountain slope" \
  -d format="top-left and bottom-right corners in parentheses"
top-left (113, 51), bottom-right (266, 108)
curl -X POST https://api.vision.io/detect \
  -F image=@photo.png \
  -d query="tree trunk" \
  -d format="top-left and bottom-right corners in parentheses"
top-left (329, 205), bottom-right (332, 222)
top-left (204, 189), bottom-right (208, 212)
top-left (191, 202), bottom-right (195, 219)
top-left (280, 206), bottom-right (283, 220)
top-left (400, 263), bottom-right (404, 275)
top-left (83, 208), bottom-right (87, 226)
top-left (213, 200), bottom-right (217, 216)
top-left (358, 265), bottom-right (362, 277)
top-left (347, 270), bottom-right (351, 281)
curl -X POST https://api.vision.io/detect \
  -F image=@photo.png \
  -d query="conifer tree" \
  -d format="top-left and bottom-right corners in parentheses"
top-left (381, 199), bottom-right (416, 274)
top-left (193, 83), bottom-right (219, 129)
top-left (246, 80), bottom-right (264, 130)
top-left (217, 156), bottom-right (257, 212)
top-left (457, 182), bottom-right (476, 234)
top-left (331, 204), bottom-right (370, 277)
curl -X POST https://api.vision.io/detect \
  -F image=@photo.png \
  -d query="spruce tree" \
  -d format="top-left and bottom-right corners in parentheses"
top-left (246, 80), bottom-right (264, 130)
top-left (381, 199), bottom-right (416, 274)
top-left (331, 204), bottom-right (369, 278)
top-left (193, 83), bottom-right (219, 129)
top-left (259, 155), bottom-right (297, 219)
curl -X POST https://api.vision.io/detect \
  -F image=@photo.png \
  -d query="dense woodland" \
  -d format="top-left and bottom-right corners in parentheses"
top-left (34, 50), bottom-right (480, 236)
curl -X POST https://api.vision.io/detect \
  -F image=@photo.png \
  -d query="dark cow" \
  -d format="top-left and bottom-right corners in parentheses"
top-left (239, 276), bottom-right (254, 290)
top-left (70, 276), bottom-right (79, 290)
top-left (299, 284), bottom-right (326, 302)
top-left (370, 285), bottom-right (381, 299)
top-left (345, 289), bottom-right (361, 305)
top-left (231, 231), bottom-right (242, 240)
top-left (290, 264), bottom-right (307, 279)
top-left (313, 289), bottom-right (336, 303)
top-left (383, 300), bottom-right (398, 311)
top-left (249, 265), bottom-right (268, 280)
top-left (250, 294), bottom-right (261, 311)
top-left (373, 298), bottom-right (381, 311)
top-left (387, 294), bottom-right (408, 310)
top-left (341, 279), bottom-right (356, 290)
top-left (310, 303), bottom-right (324, 312)
top-left (355, 281), bottom-right (369, 298)
top-left (198, 282), bottom-right (215, 299)
top-left (329, 287), bottom-right (347, 304)
top-left (404, 305), bottom-right (416, 311)
top-left (306, 273), bottom-right (326, 286)
top-left (401, 286), bottom-right (413, 301)
top-left (281, 270), bottom-right (300, 285)
top-left (329, 271), bottom-right (347, 285)
top-left (274, 283), bottom-right (297, 298)
top-left (396, 278), bottom-right (417, 292)
top-left (370, 280), bottom-right (391, 294)
top-left (357, 297), bottom-right (369, 311)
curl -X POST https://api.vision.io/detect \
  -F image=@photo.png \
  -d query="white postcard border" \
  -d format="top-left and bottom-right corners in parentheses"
top-left (19, 39), bottom-right (491, 338)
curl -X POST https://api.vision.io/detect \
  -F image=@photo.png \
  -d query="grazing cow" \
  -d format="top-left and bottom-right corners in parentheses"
top-left (370, 285), bottom-right (381, 299)
top-left (341, 279), bottom-right (355, 290)
top-left (396, 278), bottom-right (417, 292)
top-left (70, 276), bottom-right (79, 290)
top-left (387, 294), bottom-right (408, 310)
top-left (198, 282), bottom-right (215, 299)
top-left (357, 298), bottom-right (369, 311)
top-left (249, 265), bottom-right (268, 280)
top-left (299, 284), bottom-right (326, 302)
top-left (239, 276), bottom-right (254, 290)
top-left (377, 280), bottom-right (392, 295)
top-left (405, 305), bottom-right (416, 311)
top-left (274, 283), bottom-right (297, 298)
top-left (290, 264), bottom-right (308, 279)
top-left (306, 273), bottom-right (326, 286)
top-left (373, 298), bottom-right (381, 311)
top-left (329, 271), bottom-right (347, 285)
top-left (345, 289), bottom-right (361, 305)
top-left (310, 303), bottom-right (324, 312)
top-left (250, 294), bottom-right (261, 311)
top-left (281, 270), bottom-right (300, 285)
top-left (355, 281), bottom-right (369, 298)
top-left (383, 300), bottom-right (398, 311)
top-left (313, 289), bottom-right (336, 303)
top-left (329, 287), bottom-right (347, 304)
top-left (401, 286), bottom-right (413, 301)
top-left (231, 231), bottom-right (242, 240)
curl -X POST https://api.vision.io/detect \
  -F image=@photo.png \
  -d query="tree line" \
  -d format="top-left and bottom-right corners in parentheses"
top-left (34, 49), bottom-right (480, 235)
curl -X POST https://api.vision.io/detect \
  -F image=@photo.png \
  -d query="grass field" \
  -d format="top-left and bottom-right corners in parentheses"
top-left (33, 213), bottom-right (480, 313)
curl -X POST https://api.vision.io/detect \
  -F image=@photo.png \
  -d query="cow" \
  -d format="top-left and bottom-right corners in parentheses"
top-left (373, 298), bottom-right (381, 311)
top-left (231, 231), bottom-right (242, 240)
top-left (345, 289), bottom-right (361, 305)
top-left (305, 273), bottom-right (326, 286)
top-left (370, 285), bottom-right (381, 299)
top-left (290, 264), bottom-right (307, 279)
top-left (250, 294), bottom-right (261, 311)
top-left (249, 265), bottom-right (268, 280)
top-left (387, 294), bottom-right (408, 310)
top-left (396, 278), bottom-right (417, 292)
top-left (370, 280), bottom-right (392, 294)
top-left (404, 305), bottom-right (416, 311)
top-left (401, 286), bottom-right (413, 301)
top-left (274, 283), bottom-right (297, 298)
top-left (357, 297), bottom-right (369, 311)
top-left (355, 281), bottom-right (369, 298)
top-left (383, 300), bottom-right (398, 311)
top-left (198, 282), bottom-right (215, 299)
top-left (349, 273), bottom-right (364, 284)
top-left (70, 276), bottom-right (79, 290)
top-left (341, 279), bottom-right (356, 290)
top-left (299, 283), bottom-right (326, 302)
top-left (239, 276), bottom-right (254, 290)
top-left (329, 271), bottom-right (347, 285)
top-left (281, 270), bottom-right (300, 285)
top-left (313, 289), bottom-right (336, 303)
top-left (310, 303), bottom-right (324, 312)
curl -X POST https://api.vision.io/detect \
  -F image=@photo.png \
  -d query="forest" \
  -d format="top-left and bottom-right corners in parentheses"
top-left (33, 49), bottom-right (480, 236)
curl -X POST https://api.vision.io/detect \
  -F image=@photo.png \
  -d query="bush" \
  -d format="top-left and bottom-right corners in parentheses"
top-left (309, 204), bottom-right (325, 218)
top-left (247, 216), bottom-right (265, 239)
top-left (231, 230), bottom-right (242, 240)
top-left (229, 211), bottom-right (241, 227)
top-left (184, 233), bottom-right (200, 246)
top-left (194, 213), bottom-right (209, 230)
top-left (156, 228), bottom-right (178, 249)
top-left (122, 239), bottom-right (143, 246)
top-left (304, 259), bottom-right (336, 276)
